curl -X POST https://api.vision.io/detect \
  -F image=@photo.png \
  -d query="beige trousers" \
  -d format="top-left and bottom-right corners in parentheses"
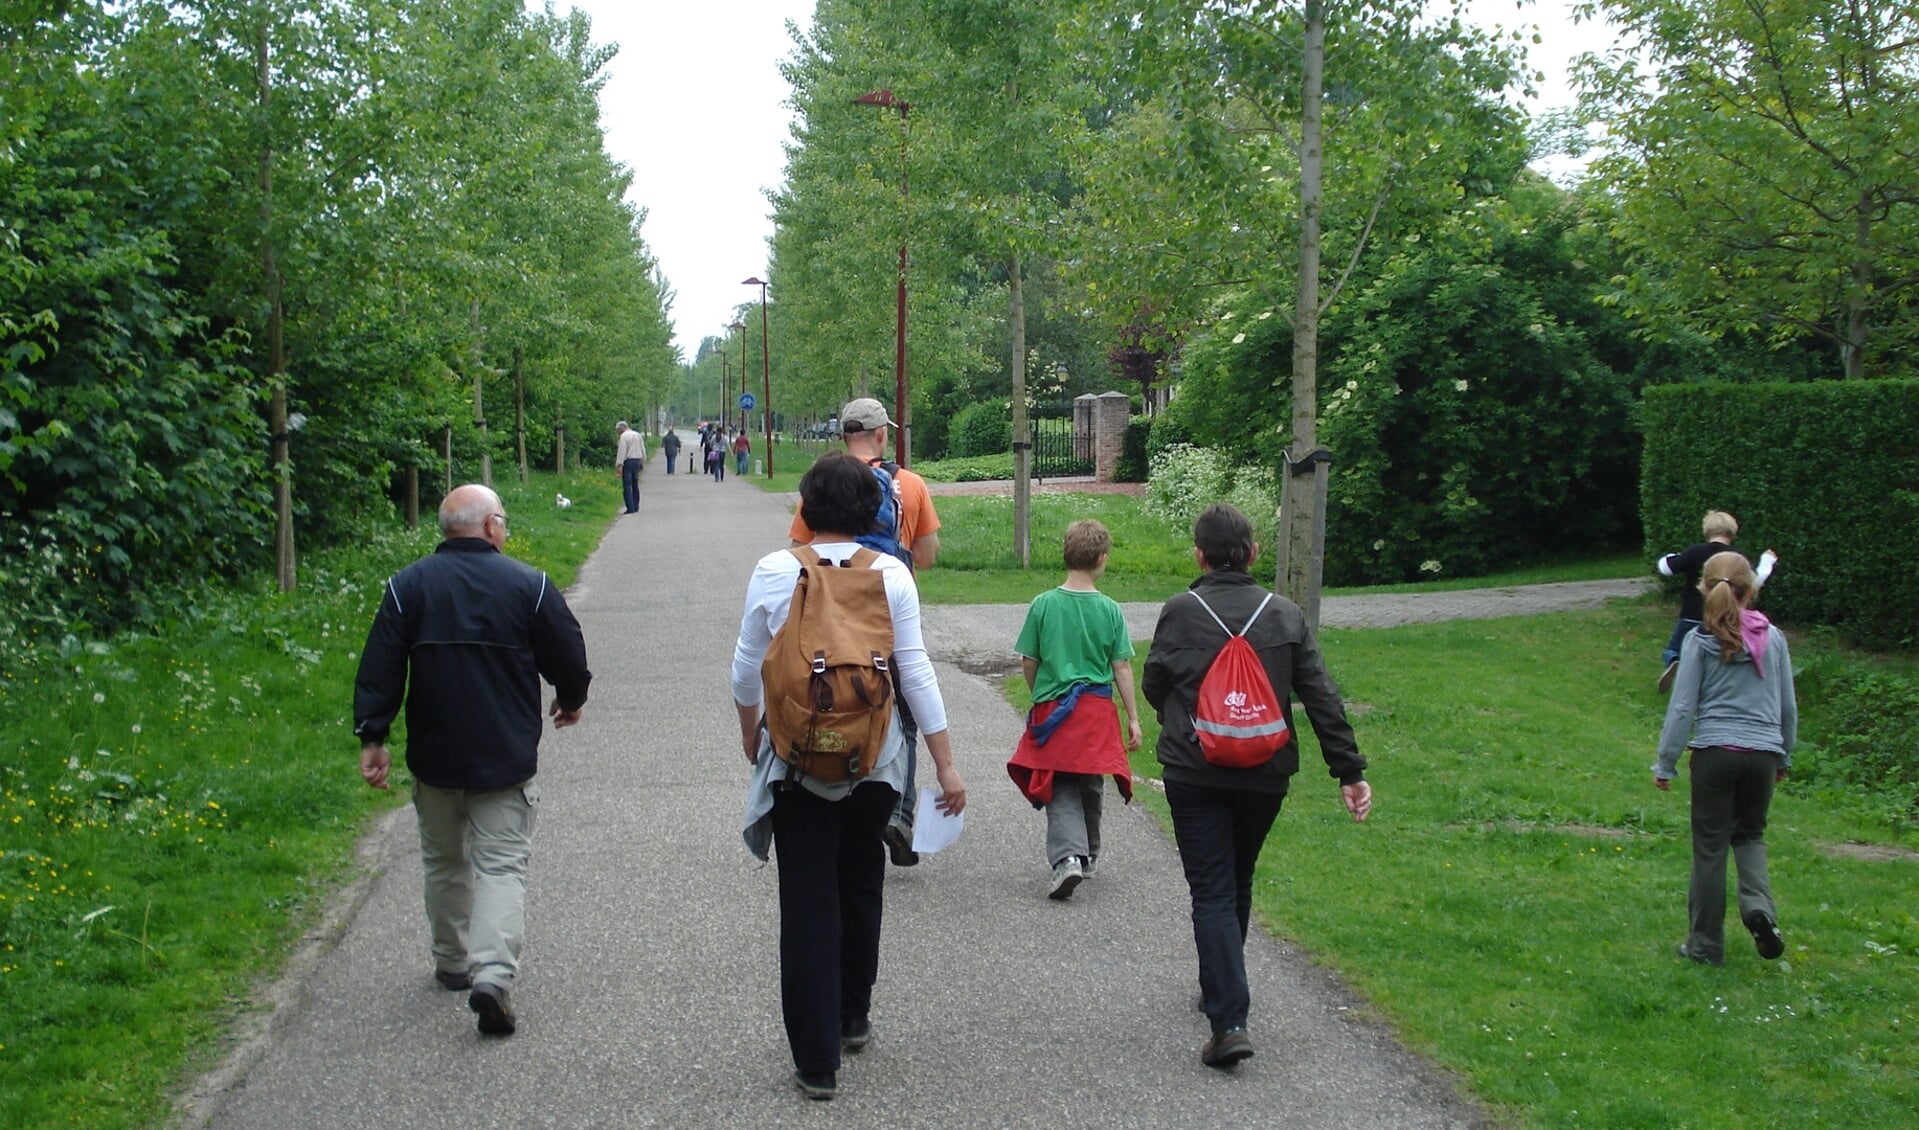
top-left (412, 779), bottom-right (540, 988)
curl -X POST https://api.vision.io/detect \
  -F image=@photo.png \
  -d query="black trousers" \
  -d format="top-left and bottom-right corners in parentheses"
top-left (769, 780), bottom-right (897, 1074)
top-left (1165, 780), bottom-right (1286, 1035)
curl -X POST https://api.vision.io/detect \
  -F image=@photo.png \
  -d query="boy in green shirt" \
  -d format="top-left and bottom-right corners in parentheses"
top-left (1008, 519), bottom-right (1144, 899)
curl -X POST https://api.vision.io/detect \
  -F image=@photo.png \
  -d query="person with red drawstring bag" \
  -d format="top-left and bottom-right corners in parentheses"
top-left (1142, 504), bottom-right (1372, 1071)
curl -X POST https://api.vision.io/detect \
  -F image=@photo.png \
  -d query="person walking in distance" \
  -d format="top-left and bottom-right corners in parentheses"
top-left (615, 421), bottom-right (647, 514)
top-left (1655, 551), bottom-right (1796, 966)
top-left (1143, 504), bottom-right (1370, 1069)
top-left (788, 397), bottom-right (942, 866)
top-left (353, 484), bottom-right (591, 1036)
top-left (661, 427), bottom-right (682, 475)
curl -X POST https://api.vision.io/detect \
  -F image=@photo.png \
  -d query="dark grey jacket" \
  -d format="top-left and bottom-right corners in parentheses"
top-left (354, 538), bottom-right (591, 790)
top-left (1142, 570), bottom-right (1364, 793)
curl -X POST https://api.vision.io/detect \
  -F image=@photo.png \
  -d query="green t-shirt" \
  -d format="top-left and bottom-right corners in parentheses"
top-left (1014, 586), bottom-right (1135, 705)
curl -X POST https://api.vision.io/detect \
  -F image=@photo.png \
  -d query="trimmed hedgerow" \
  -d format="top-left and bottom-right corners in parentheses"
top-left (1640, 379), bottom-right (1919, 649)
top-left (1115, 416), bottom-right (1152, 482)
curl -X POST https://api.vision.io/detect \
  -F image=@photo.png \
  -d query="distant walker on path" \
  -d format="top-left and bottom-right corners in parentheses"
top-left (616, 421), bottom-right (647, 513)
top-left (352, 483), bottom-right (592, 1037)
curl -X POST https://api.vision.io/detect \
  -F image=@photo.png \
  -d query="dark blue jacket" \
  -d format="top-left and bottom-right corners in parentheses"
top-left (353, 538), bottom-right (591, 790)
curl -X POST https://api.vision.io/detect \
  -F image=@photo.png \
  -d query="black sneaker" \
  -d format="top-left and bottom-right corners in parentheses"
top-left (794, 1070), bottom-right (837, 1101)
top-left (1675, 942), bottom-right (1723, 967)
top-left (882, 823), bottom-right (920, 867)
top-left (841, 1016), bottom-right (873, 1053)
top-left (1743, 910), bottom-right (1785, 959)
top-left (1201, 1027), bottom-right (1255, 1068)
top-left (434, 968), bottom-right (471, 992)
top-left (468, 983), bottom-right (517, 1036)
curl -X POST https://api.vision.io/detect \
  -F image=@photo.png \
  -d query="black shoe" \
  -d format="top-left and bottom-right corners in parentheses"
top-left (433, 968), bottom-right (471, 992)
top-left (882, 823), bottom-right (920, 867)
top-left (793, 1070), bottom-right (837, 1101)
top-left (841, 1016), bottom-right (873, 1053)
top-left (1676, 942), bottom-right (1723, 967)
top-left (1657, 660), bottom-right (1679, 694)
top-left (1201, 1027), bottom-right (1255, 1068)
top-left (468, 983), bottom-right (516, 1036)
top-left (1744, 910), bottom-right (1785, 959)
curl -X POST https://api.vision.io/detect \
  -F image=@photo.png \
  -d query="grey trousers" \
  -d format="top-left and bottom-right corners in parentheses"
top-left (1045, 772), bottom-right (1105, 867)
top-left (413, 779), bottom-right (540, 989)
top-left (1686, 746), bottom-right (1780, 962)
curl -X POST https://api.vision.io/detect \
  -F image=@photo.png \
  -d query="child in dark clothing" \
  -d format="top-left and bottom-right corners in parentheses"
top-left (1656, 510), bottom-right (1777, 692)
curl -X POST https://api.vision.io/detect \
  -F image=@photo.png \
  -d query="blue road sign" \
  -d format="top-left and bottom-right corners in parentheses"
top-left (739, 393), bottom-right (756, 411)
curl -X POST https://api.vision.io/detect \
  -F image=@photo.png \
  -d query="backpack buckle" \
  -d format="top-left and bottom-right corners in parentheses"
top-left (811, 650), bottom-right (828, 675)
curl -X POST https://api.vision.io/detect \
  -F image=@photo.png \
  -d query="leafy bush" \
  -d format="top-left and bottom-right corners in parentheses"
top-left (1145, 408), bottom-right (1195, 461)
top-left (912, 453), bottom-right (1013, 482)
top-left (1115, 415), bottom-right (1152, 482)
top-left (1641, 379), bottom-right (1919, 647)
top-left (1790, 650), bottom-right (1919, 828)
top-left (949, 400), bottom-right (1011, 458)
top-left (1145, 444), bottom-right (1278, 548)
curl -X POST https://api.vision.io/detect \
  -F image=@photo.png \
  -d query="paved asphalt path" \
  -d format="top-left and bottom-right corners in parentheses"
top-left (188, 466), bottom-right (1499, 1130)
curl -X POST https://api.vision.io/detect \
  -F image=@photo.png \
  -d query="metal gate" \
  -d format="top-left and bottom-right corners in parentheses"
top-left (1029, 402), bottom-right (1093, 478)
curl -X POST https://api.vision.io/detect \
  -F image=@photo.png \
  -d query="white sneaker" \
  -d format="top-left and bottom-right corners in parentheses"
top-left (1080, 855), bottom-right (1098, 879)
top-left (1048, 856), bottom-right (1084, 900)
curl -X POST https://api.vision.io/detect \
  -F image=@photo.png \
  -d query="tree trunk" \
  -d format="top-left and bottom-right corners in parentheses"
top-left (471, 296), bottom-right (491, 487)
top-left (1280, 0), bottom-right (1327, 628)
top-left (1010, 253), bottom-right (1031, 568)
top-left (443, 424), bottom-right (453, 495)
top-left (1846, 197), bottom-right (1871, 379)
top-left (404, 465), bottom-right (419, 529)
top-left (513, 348), bottom-right (527, 483)
top-left (260, 25), bottom-right (294, 593)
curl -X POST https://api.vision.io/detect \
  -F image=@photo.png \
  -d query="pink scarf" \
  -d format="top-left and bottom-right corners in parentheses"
top-left (1739, 609), bottom-right (1773, 677)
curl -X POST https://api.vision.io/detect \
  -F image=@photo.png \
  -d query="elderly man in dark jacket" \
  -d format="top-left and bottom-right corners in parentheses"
top-left (354, 483), bottom-right (591, 1037)
top-left (1143, 503), bottom-right (1371, 1070)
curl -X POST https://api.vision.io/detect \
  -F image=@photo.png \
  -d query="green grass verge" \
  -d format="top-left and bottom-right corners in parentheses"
top-left (1055, 599), bottom-right (1917, 1128)
top-left (0, 470), bottom-right (620, 1130)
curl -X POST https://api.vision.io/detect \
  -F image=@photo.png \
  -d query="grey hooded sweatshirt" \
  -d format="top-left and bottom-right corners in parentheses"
top-left (1654, 612), bottom-right (1797, 779)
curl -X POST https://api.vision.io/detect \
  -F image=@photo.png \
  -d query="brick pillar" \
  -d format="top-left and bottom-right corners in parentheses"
top-left (1094, 391), bottom-right (1130, 482)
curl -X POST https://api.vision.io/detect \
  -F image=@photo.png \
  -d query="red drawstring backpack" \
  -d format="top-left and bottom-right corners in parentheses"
top-left (1186, 591), bottom-right (1290, 768)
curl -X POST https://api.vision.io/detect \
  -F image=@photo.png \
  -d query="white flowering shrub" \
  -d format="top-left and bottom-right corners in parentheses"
top-left (1146, 444), bottom-right (1279, 548)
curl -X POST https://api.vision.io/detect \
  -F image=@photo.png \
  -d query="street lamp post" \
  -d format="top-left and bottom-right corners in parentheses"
top-left (742, 278), bottom-right (771, 475)
top-left (717, 346), bottom-right (729, 431)
top-left (728, 320), bottom-right (747, 442)
top-left (854, 88), bottom-right (911, 467)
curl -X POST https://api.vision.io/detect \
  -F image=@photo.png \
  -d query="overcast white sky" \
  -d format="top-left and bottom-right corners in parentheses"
top-left (547, 1), bottom-right (1610, 359)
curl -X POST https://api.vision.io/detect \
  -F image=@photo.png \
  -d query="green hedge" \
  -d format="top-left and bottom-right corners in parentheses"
top-left (949, 400), bottom-right (1011, 458)
top-left (1641, 380), bottom-right (1919, 648)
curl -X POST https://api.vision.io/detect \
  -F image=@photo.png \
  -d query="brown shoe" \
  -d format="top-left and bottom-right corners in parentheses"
top-left (1201, 1027), bottom-right (1254, 1068)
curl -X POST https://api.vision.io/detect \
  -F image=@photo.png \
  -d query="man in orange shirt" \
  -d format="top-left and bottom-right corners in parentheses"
top-left (789, 398), bottom-right (940, 864)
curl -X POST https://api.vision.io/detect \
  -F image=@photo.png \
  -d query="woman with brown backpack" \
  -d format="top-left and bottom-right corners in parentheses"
top-left (730, 452), bottom-right (967, 1102)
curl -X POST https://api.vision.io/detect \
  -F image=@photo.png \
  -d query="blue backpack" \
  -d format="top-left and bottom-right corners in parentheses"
top-left (855, 460), bottom-right (912, 570)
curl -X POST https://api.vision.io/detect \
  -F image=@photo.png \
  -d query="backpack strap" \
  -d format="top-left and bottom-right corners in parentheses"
top-left (1186, 589), bottom-right (1274, 639)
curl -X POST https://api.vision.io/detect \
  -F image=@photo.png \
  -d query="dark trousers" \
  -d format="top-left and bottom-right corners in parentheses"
top-left (665, 453), bottom-right (677, 474)
top-left (1687, 745), bottom-right (1780, 961)
top-left (621, 458), bottom-right (641, 512)
top-left (1165, 780), bottom-right (1286, 1035)
top-left (770, 780), bottom-right (898, 1074)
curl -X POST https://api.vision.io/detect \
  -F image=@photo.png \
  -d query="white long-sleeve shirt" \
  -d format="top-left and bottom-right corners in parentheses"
top-left (616, 429), bottom-right (646, 464)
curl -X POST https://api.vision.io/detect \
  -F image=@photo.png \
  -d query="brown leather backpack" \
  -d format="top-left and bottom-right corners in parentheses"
top-left (761, 548), bottom-right (896, 782)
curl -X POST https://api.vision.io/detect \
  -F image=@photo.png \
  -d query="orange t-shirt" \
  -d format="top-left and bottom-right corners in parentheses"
top-left (788, 460), bottom-right (940, 556)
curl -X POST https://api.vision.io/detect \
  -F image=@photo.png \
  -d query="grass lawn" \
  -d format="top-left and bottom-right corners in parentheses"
top-left (0, 470), bottom-right (620, 1130)
top-left (1042, 598), bottom-right (1919, 1128)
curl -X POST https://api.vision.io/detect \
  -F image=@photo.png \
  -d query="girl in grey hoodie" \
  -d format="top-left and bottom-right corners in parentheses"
top-left (1654, 551), bottom-right (1797, 966)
